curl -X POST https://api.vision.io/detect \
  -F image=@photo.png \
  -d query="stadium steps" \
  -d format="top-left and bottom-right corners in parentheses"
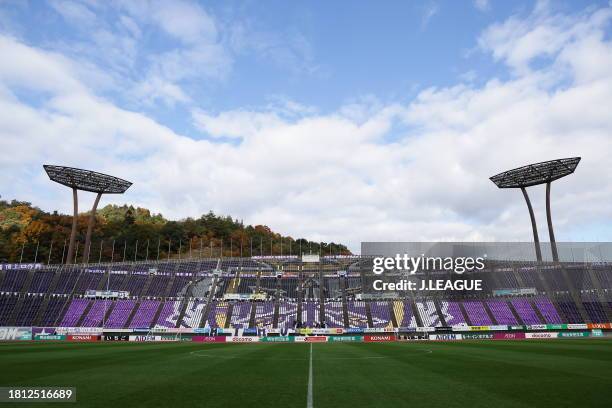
top-left (529, 299), bottom-right (546, 323)
top-left (585, 267), bottom-right (612, 322)
top-left (296, 272), bottom-right (303, 307)
top-left (52, 296), bottom-right (74, 326)
top-left (75, 300), bottom-right (94, 327)
top-left (96, 270), bottom-right (110, 291)
top-left (149, 301), bottom-right (165, 329)
top-left (272, 301), bottom-right (280, 328)
top-left (458, 301), bottom-right (473, 326)
top-left (364, 301), bottom-right (374, 328)
top-left (340, 275), bottom-right (349, 328)
top-left (558, 268), bottom-right (591, 323)
top-left (512, 267), bottom-right (527, 288)
top-left (318, 265), bottom-right (325, 326)
top-left (102, 300), bottom-right (116, 324)
top-left (489, 271), bottom-right (503, 292)
top-left (389, 301), bottom-right (399, 328)
top-left (32, 296), bottom-right (51, 326)
top-left (19, 268), bottom-right (37, 294)
top-left (432, 299), bottom-right (447, 326)
top-left (483, 302), bottom-right (497, 325)
top-left (7, 294), bottom-right (26, 326)
top-left (175, 280), bottom-right (197, 328)
top-left (248, 272), bottom-right (262, 327)
top-left (198, 275), bottom-right (218, 328)
top-left (224, 303), bottom-right (235, 329)
top-left (507, 300), bottom-right (524, 325)
top-left (534, 265), bottom-right (554, 296)
top-left (163, 274), bottom-right (176, 297)
top-left (410, 298), bottom-right (424, 327)
top-left (123, 300), bottom-right (141, 328)
top-left (46, 269), bottom-right (64, 294)
top-left (140, 274), bottom-right (154, 297)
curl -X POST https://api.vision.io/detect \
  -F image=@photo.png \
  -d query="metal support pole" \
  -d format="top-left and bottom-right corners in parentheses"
top-left (546, 182), bottom-right (559, 262)
top-left (66, 187), bottom-right (78, 264)
top-left (34, 241), bottom-right (39, 263)
top-left (47, 241), bottom-right (53, 265)
top-left (521, 187), bottom-right (542, 262)
top-left (82, 192), bottom-right (102, 263)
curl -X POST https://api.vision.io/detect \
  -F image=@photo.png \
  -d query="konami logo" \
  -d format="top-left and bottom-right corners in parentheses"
top-left (68, 334), bottom-right (99, 342)
top-left (364, 335), bottom-right (394, 342)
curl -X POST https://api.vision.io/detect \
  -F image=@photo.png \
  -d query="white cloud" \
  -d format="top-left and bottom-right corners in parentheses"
top-left (421, 2), bottom-right (440, 29)
top-left (1, 2), bottom-right (612, 252)
top-left (474, 0), bottom-right (490, 12)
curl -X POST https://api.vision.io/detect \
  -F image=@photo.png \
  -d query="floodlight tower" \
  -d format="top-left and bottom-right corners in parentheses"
top-left (44, 165), bottom-right (132, 264)
top-left (490, 158), bottom-right (580, 262)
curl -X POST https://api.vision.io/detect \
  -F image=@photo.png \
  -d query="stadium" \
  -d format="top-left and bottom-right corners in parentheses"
top-left (1, 1), bottom-right (612, 407)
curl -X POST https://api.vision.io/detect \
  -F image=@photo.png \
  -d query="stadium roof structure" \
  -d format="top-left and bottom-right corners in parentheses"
top-left (489, 157), bottom-right (581, 263)
top-left (489, 157), bottom-right (581, 189)
top-left (43, 165), bottom-right (132, 194)
top-left (43, 165), bottom-right (132, 265)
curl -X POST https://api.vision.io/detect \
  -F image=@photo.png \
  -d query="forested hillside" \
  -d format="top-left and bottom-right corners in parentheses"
top-left (0, 198), bottom-right (350, 263)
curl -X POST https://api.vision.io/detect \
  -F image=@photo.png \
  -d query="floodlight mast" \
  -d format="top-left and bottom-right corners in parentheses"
top-left (43, 165), bottom-right (132, 264)
top-left (490, 157), bottom-right (580, 263)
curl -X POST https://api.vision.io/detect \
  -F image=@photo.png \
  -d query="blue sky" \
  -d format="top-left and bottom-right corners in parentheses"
top-left (1, 0), bottom-right (612, 251)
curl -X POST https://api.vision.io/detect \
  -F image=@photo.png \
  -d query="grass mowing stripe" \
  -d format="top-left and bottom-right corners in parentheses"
top-left (307, 343), bottom-right (313, 408)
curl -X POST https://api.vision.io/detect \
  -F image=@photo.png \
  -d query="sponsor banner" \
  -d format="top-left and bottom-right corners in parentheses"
top-left (242, 328), bottom-right (259, 336)
top-left (346, 328), bottom-right (364, 334)
top-left (67, 334), bottom-right (99, 342)
top-left (128, 335), bottom-right (177, 342)
top-left (103, 335), bottom-right (129, 341)
top-left (493, 332), bottom-right (526, 340)
top-left (216, 328), bottom-right (235, 335)
top-left (56, 327), bottom-right (103, 335)
top-left (363, 327), bottom-right (395, 333)
top-left (451, 325), bottom-right (470, 332)
top-left (489, 325), bottom-right (508, 331)
top-left (429, 334), bottom-right (463, 341)
top-left (193, 328), bottom-right (211, 334)
top-left (85, 290), bottom-right (130, 299)
top-left (546, 324), bottom-right (567, 330)
top-left (469, 326), bottom-right (491, 331)
top-left (364, 335), bottom-right (395, 342)
top-left (509, 325), bottom-right (526, 331)
top-left (527, 324), bottom-right (547, 330)
top-left (398, 327), bottom-right (417, 332)
top-left (228, 336), bottom-right (260, 343)
top-left (298, 329), bottom-right (313, 335)
top-left (32, 327), bottom-right (57, 336)
top-left (463, 333), bottom-right (494, 340)
top-left (525, 332), bottom-right (559, 339)
top-left (266, 328), bottom-right (294, 336)
top-left (567, 324), bottom-right (588, 330)
top-left (0, 327), bottom-right (32, 341)
top-left (192, 336), bottom-right (226, 343)
top-left (591, 329), bottom-right (604, 337)
top-left (303, 336), bottom-right (327, 343)
top-left (587, 323), bottom-right (611, 329)
top-left (260, 336), bottom-right (294, 342)
top-left (34, 334), bottom-right (66, 341)
top-left (558, 332), bottom-right (590, 338)
top-left (0, 263), bottom-right (42, 270)
top-left (328, 336), bottom-right (363, 342)
top-left (416, 327), bottom-right (436, 332)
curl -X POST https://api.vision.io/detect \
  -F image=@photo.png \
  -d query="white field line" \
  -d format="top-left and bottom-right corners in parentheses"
top-left (307, 343), bottom-right (313, 408)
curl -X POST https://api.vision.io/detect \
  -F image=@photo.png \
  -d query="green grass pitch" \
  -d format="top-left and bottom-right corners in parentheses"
top-left (1, 340), bottom-right (611, 407)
